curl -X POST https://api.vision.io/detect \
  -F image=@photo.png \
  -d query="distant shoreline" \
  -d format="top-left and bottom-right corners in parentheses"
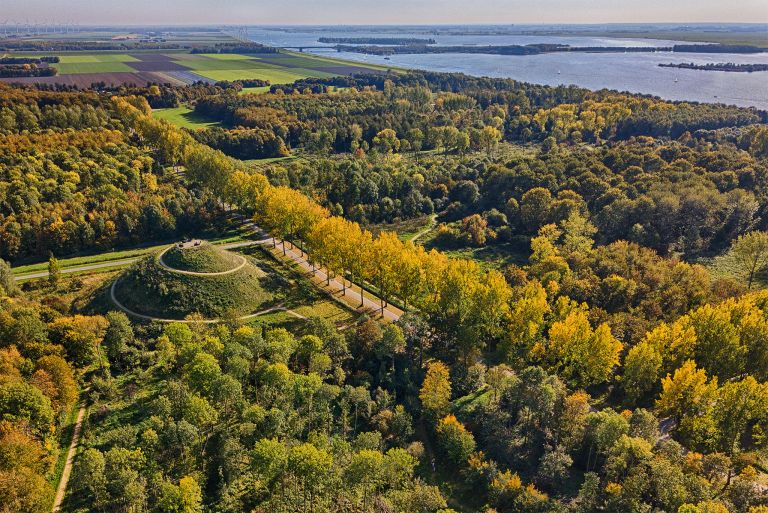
top-left (659, 62), bottom-right (768, 72)
top-left (332, 43), bottom-right (767, 57)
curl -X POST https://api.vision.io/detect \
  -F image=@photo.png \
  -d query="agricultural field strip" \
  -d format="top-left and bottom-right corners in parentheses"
top-left (9, 50), bottom-right (389, 84)
top-left (195, 67), bottom-right (336, 84)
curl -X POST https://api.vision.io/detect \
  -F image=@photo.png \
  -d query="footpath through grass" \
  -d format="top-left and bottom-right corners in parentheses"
top-left (48, 396), bottom-right (81, 492)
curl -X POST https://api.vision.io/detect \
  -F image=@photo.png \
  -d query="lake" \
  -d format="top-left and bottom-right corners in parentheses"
top-left (247, 26), bottom-right (768, 110)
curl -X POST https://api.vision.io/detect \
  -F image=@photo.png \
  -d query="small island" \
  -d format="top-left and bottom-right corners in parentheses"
top-left (659, 62), bottom-right (768, 72)
top-left (319, 37), bottom-right (436, 44)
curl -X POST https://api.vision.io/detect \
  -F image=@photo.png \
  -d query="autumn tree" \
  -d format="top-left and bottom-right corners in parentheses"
top-left (537, 306), bottom-right (622, 387)
top-left (419, 361), bottom-right (452, 418)
top-left (656, 360), bottom-right (717, 424)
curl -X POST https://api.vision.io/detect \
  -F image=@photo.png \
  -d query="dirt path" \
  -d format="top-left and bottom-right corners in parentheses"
top-left (109, 276), bottom-right (307, 323)
top-left (409, 214), bottom-right (437, 243)
top-left (156, 245), bottom-right (248, 276)
top-left (52, 403), bottom-right (86, 513)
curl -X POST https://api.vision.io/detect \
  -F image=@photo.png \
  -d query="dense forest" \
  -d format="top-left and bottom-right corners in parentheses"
top-left (0, 84), bottom-right (229, 261)
top-left (0, 65), bottom-right (767, 513)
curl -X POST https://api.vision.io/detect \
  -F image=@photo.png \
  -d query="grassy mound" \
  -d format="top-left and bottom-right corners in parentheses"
top-left (160, 242), bottom-right (244, 273)
top-left (114, 246), bottom-right (273, 319)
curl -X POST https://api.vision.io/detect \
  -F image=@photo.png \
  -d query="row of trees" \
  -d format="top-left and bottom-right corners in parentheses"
top-left (106, 86), bottom-right (768, 512)
top-left (120, 95), bottom-right (622, 390)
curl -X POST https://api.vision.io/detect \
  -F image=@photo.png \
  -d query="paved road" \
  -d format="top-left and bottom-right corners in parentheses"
top-left (14, 214), bottom-right (401, 322)
top-left (52, 403), bottom-right (86, 513)
top-left (14, 240), bottom-right (258, 280)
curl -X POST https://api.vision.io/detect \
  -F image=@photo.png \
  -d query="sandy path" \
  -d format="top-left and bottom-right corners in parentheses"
top-left (52, 403), bottom-right (86, 512)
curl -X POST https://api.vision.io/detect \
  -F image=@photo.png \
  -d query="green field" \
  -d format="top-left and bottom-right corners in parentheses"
top-left (195, 67), bottom-right (335, 84)
top-left (153, 106), bottom-right (221, 129)
top-left (53, 53), bottom-right (141, 74)
top-left (57, 54), bottom-right (139, 63)
top-left (280, 50), bottom-right (404, 72)
top-left (6, 45), bottom-right (392, 89)
top-left (174, 56), bottom-right (278, 71)
top-left (198, 53), bottom-right (268, 61)
top-left (55, 61), bottom-right (137, 74)
top-left (239, 86), bottom-right (271, 95)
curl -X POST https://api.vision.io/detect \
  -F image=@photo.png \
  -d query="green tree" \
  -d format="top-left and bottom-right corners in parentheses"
top-left (345, 450), bottom-right (384, 508)
top-left (70, 448), bottom-right (107, 506)
top-left (373, 128), bottom-right (400, 154)
top-left (0, 382), bottom-right (54, 437)
top-left (0, 259), bottom-right (17, 296)
top-left (727, 230), bottom-right (768, 289)
top-left (47, 253), bottom-right (60, 287)
top-left (287, 443), bottom-right (333, 511)
top-left (184, 352), bottom-right (222, 396)
top-left (103, 311), bottom-right (134, 371)
top-left (436, 414), bottom-right (476, 465)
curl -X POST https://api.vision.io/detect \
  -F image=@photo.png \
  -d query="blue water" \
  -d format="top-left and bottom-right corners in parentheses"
top-left (247, 26), bottom-right (768, 110)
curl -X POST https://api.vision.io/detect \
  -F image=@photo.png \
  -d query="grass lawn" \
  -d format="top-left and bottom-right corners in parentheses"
top-left (175, 57), bottom-right (278, 71)
top-left (368, 215), bottom-right (437, 242)
top-left (239, 86), bottom-right (271, 95)
top-left (13, 246), bottom-right (166, 276)
top-left (47, 396), bottom-right (81, 495)
top-left (699, 252), bottom-right (768, 289)
top-left (153, 106), bottom-right (221, 129)
top-left (242, 155), bottom-right (298, 165)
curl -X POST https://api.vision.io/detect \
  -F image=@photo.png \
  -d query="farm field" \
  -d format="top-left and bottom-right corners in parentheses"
top-left (0, 48), bottom-right (387, 87)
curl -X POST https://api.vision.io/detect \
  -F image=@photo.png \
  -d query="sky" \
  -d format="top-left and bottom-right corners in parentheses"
top-left (3, 0), bottom-right (768, 25)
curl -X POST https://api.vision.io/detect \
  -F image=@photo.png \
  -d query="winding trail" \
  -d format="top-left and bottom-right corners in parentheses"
top-left (409, 214), bottom-right (438, 243)
top-left (156, 245), bottom-right (248, 276)
top-left (109, 276), bottom-right (306, 323)
top-left (52, 403), bottom-right (86, 513)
